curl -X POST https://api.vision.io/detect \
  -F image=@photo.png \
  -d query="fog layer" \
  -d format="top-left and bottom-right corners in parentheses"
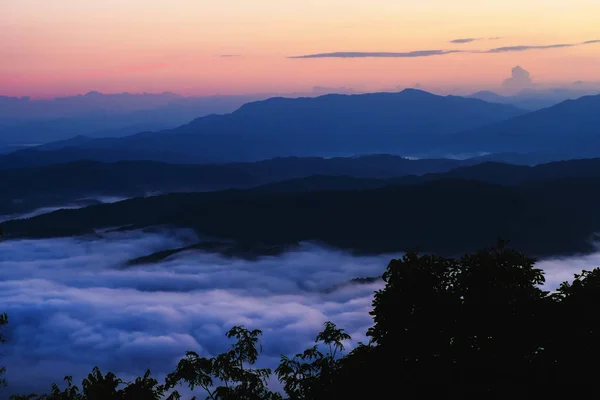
top-left (0, 230), bottom-right (595, 396)
top-left (0, 231), bottom-right (389, 396)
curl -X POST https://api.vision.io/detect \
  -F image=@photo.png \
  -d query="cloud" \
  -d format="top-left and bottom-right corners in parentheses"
top-left (536, 251), bottom-right (600, 291)
top-left (0, 197), bottom-right (129, 223)
top-left (219, 54), bottom-right (241, 58)
top-left (450, 37), bottom-right (504, 44)
top-left (0, 230), bottom-right (391, 397)
top-left (501, 65), bottom-right (534, 92)
top-left (485, 39), bottom-right (600, 53)
top-left (289, 50), bottom-right (461, 59)
top-left (291, 39), bottom-right (600, 59)
top-left (450, 38), bottom-right (480, 44)
top-left (486, 43), bottom-right (573, 53)
top-left (1, 228), bottom-right (596, 396)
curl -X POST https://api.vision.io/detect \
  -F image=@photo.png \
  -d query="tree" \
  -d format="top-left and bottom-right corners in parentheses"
top-left (276, 321), bottom-right (350, 400)
top-left (330, 242), bottom-right (551, 399)
top-left (10, 376), bottom-right (83, 400)
top-left (80, 367), bottom-right (122, 400)
top-left (548, 268), bottom-right (600, 385)
top-left (11, 368), bottom-right (167, 400)
top-left (120, 369), bottom-right (167, 400)
top-left (0, 224), bottom-right (7, 389)
top-left (165, 326), bottom-right (281, 400)
top-left (0, 312), bottom-right (8, 389)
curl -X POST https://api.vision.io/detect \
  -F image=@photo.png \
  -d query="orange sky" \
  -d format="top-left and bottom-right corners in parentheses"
top-left (2, 0), bottom-right (600, 98)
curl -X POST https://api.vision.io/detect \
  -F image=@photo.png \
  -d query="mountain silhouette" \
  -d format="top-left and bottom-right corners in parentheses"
top-left (444, 94), bottom-right (600, 157)
top-left (469, 88), bottom-right (600, 110)
top-left (5, 176), bottom-right (600, 258)
top-left (36, 90), bottom-right (524, 163)
top-left (0, 92), bottom-right (283, 146)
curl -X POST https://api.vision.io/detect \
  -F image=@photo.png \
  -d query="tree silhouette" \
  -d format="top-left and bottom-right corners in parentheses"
top-left (276, 321), bottom-right (350, 400)
top-left (0, 313), bottom-right (7, 390)
top-left (165, 326), bottom-right (281, 400)
top-left (11, 368), bottom-right (167, 400)
top-left (10, 376), bottom-right (82, 400)
top-left (0, 224), bottom-right (7, 389)
top-left (327, 242), bottom-right (553, 399)
top-left (120, 369), bottom-right (167, 400)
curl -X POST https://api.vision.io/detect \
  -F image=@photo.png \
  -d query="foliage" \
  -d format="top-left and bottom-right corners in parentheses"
top-left (165, 326), bottom-right (281, 400)
top-left (275, 322), bottom-right (350, 400)
top-left (9, 369), bottom-right (165, 400)
top-left (0, 224), bottom-right (6, 388)
top-left (0, 312), bottom-right (7, 389)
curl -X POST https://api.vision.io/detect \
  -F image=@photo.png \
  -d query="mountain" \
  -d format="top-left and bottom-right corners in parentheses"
top-left (0, 91), bottom-right (183, 119)
top-left (0, 147), bottom-right (202, 169)
top-left (469, 91), bottom-right (510, 104)
top-left (444, 94), bottom-right (600, 157)
top-left (35, 90), bottom-right (525, 163)
top-left (469, 88), bottom-right (600, 111)
top-left (469, 90), bottom-right (561, 110)
top-left (464, 152), bottom-right (573, 166)
top-left (251, 157), bottom-right (600, 190)
top-left (0, 92), bottom-right (281, 146)
top-left (7, 155), bottom-right (600, 217)
top-left (4, 177), bottom-right (600, 258)
top-left (0, 155), bottom-right (467, 214)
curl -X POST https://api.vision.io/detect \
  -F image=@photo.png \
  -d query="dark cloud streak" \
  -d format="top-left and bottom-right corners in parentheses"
top-left (291, 39), bottom-right (600, 59)
top-left (450, 38), bottom-right (480, 44)
top-left (485, 43), bottom-right (573, 53)
top-left (289, 50), bottom-right (461, 59)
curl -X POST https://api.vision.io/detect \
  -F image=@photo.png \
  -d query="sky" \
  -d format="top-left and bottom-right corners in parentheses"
top-left (2, 0), bottom-right (600, 98)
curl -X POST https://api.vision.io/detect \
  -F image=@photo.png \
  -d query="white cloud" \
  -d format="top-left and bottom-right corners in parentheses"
top-left (1, 229), bottom-right (597, 397)
top-left (0, 231), bottom-right (390, 396)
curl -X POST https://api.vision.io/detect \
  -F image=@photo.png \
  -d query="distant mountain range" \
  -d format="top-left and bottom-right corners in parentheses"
top-left (252, 158), bottom-right (600, 192)
top-left (0, 155), bottom-right (475, 214)
top-left (468, 87), bottom-right (600, 110)
top-left (5, 148), bottom-right (600, 218)
top-left (6, 157), bottom-right (600, 258)
top-left (3, 88), bottom-right (600, 168)
top-left (9, 89), bottom-right (524, 163)
top-left (443, 94), bottom-right (600, 156)
top-left (0, 92), bottom-right (283, 146)
top-left (4, 175), bottom-right (600, 259)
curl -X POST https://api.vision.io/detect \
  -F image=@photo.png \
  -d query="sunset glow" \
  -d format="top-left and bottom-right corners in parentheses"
top-left (2, 0), bottom-right (600, 97)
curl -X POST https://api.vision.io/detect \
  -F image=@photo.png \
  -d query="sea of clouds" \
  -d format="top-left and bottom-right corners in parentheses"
top-left (0, 229), bottom-right (391, 397)
top-left (1, 227), bottom-right (599, 397)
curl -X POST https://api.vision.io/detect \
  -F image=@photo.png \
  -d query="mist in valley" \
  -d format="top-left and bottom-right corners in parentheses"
top-left (0, 230), bottom-right (386, 396)
top-left (0, 196), bottom-right (130, 224)
top-left (0, 228), bottom-right (597, 396)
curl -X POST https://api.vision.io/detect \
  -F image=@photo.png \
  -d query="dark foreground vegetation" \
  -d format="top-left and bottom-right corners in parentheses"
top-left (4, 242), bottom-right (600, 399)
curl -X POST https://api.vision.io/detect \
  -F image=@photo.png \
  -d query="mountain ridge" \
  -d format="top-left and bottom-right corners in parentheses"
top-left (4, 176), bottom-right (600, 258)
top-left (25, 89), bottom-right (525, 163)
top-left (443, 93), bottom-right (600, 156)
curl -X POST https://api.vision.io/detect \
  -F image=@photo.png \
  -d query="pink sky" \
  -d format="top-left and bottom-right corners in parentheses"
top-left (2, 0), bottom-right (600, 98)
